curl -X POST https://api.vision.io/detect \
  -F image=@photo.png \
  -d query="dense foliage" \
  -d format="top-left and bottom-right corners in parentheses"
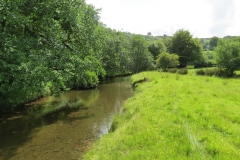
top-left (102, 29), bottom-right (132, 77)
top-left (130, 35), bottom-right (154, 73)
top-left (156, 52), bottom-right (179, 71)
top-left (148, 40), bottom-right (166, 59)
top-left (215, 38), bottom-right (240, 76)
top-left (0, 1), bottom-right (155, 112)
top-left (1, 1), bottom-right (239, 113)
top-left (171, 29), bottom-right (203, 67)
top-left (209, 36), bottom-right (219, 50)
top-left (0, 0), bottom-right (104, 111)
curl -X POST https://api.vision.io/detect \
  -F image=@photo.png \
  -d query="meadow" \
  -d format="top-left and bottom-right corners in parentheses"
top-left (84, 71), bottom-right (240, 160)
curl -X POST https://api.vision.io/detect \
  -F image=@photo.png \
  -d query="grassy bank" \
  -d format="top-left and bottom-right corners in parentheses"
top-left (84, 71), bottom-right (240, 159)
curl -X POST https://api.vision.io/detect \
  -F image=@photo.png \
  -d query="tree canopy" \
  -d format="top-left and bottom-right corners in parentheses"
top-left (130, 35), bottom-right (154, 73)
top-left (209, 36), bottom-right (219, 50)
top-left (171, 29), bottom-right (203, 67)
top-left (0, 0), bottom-right (105, 111)
top-left (148, 40), bottom-right (167, 59)
top-left (215, 38), bottom-right (240, 76)
top-left (101, 29), bottom-right (132, 77)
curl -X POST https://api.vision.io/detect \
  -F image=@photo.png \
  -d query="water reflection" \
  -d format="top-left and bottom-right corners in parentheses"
top-left (0, 76), bottom-right (133, 160)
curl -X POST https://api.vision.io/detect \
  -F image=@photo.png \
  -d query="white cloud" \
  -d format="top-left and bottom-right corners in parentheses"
top-left (86, 0), bottom-right (240, 38)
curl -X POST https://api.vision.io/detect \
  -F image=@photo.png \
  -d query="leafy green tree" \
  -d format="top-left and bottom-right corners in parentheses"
top-left (200, 38), bottom-right (210, 50)
top-left (102, 29), bottom-right (132, 77)
top-left (209, 36), bottom-right (219, 50)
top-left (156, 52), bottom-right (179, 71)
top-left (171, 29), bottom-right (203, 67)
top-left (148, 40), bottom-right (167, 59)
top-left (215, 38), bottom-right (240, 76)
top-left (130, 35), bottom-right (154, 73)
top-left (162, 36), bottom-right (173, 52)
top-left (0, 0), bottom-right (105, 112)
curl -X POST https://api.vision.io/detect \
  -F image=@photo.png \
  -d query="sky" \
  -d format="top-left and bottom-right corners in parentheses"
top-left (85, 0), bottom-right (240, 38)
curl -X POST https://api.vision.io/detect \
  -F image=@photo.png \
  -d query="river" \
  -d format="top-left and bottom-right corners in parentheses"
top-left (0, 77), bottom-right (133, 160)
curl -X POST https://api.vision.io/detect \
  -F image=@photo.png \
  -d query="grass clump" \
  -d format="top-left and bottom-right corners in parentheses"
top-left (195, 68), bottom-right (205, 75)
top-left (166, 68), bottom-right (188, 75)
top-left (168, 68), bottom-right (178, 73)
top-left (177, 68), bottom-right (188, 75)
top-left (195, 68), bottom-right (226, 77)
top-left (84, 71), bottom-right (240, 160)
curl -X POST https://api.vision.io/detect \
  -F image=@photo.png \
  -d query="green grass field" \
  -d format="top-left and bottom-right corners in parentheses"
top-left (84, 71), bottom-right (240, 160)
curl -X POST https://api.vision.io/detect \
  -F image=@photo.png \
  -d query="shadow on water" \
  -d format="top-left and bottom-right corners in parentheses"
top-left (0, 76), bottom-right (133, 160)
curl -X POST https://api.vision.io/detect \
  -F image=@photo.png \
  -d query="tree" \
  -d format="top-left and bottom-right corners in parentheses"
top-left (200, 38), bottom-right (210, 50)
top-left (162, 36), bottom-right (173, 52)
top-left (171, 29), bottom-right (203, 67)
top-left (209, 36), bottom-right (219, 50)
top-left (102, 28), bottom-right (132, 77)
top-left (130, 35), bottom-right (154, 73)
top-left (148, 40), bottom-right (167, 59)
top-left (156, 52), bottom-right (179, 71)
top-left (0, 0), bottom-right (105, 112)
top-left (147, 32), bottom-right (152, 36)
top-left (215, 38), bottom-right (240, 76)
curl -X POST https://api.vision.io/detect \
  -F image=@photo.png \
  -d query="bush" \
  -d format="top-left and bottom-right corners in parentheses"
top-left (205, 68), bottom-right (217, 76)
top-left (214, 68), bottom-right (227, 77)
top-left (168, 68), bottom-right (178, 73)
top-left (187, 65), bottom-right (194, 69)
top-left (195, 68), bottom-right (226, 77)
top-left (156, 52), bottom-right (179, 71)
top-left (178, 68), bottom-right (188, 75)
top-left (195, 69), bottom-right (205, 75)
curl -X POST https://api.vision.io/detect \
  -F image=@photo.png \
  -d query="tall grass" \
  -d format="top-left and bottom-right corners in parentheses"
top-left (84, 71), bottom-right (240, 160)
top-left (177, 68), bottom-right (188, 75)
top-left (195, 68), bottom-right (226, 77)
top-left (167, 68), bottom-right (188, 75)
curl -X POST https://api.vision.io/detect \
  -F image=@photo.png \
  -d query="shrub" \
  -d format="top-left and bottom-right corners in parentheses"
top-left (195, 68), bottom-right (226, 77)
top-left (187, 65), bottom-right (194, 69)
top-left (195, 69), bottom-right (205, 75)
top-left (178, 68), bottom-right (188, 75)
top-left (168, 68), bottom-right (178, 73)
top-left (204, 68), bottom-right (216, 76)
top-left (156, 52), bottom-right (179, 71)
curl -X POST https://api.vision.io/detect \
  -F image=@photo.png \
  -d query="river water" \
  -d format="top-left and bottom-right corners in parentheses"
top-left (0, 77), bottom-right (133, 160)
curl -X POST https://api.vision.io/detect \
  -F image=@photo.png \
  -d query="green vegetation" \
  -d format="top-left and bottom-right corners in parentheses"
top-left (209, 36), bottom-right (219, 50)
top-left (102, 29), bottom-right (132, 77)
top-left (84, 71), bottom-right (240, 159)
top-left (0, 0), bottom-right (105, 112)
top-left (200, 38), bottom-right (210, 50)
top-left (130, 35), bottom-right (154, 73)
top-left (195, 68), bottom-right (225, 77)
top-left (148, 39), bottom-right (167, 59)
top-left (171, 29), bottom-right (203, 67)
top-left (0, 1), bottom-right (154, 113)
top-left (1, 0), bottom-right (240, 117)
top-left (202, 50), bottom-right (217, 66)
top-left (215, 37), bottom-right (240, 76)
top-left (1, 1), bottom-right (240, 159)
top-left (156, 52), bottom-right (179, 71)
